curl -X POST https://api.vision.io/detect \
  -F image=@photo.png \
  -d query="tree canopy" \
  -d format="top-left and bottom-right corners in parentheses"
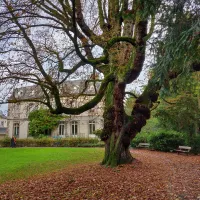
top-left (28, 108), bottom-right (63, 137)
top-left (155, 73), bottom-right (200, 135)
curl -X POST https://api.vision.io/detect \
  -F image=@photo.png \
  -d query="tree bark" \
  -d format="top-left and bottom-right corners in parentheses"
top-left (101, 81), bottom-right (134, 167)
top-left (101, 79), bottom-right (158, 167)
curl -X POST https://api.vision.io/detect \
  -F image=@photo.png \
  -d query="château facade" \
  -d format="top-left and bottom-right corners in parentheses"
top-left (7, 81), bottom-right (103, 139)
top-left (0, 112), bottom-right (7, 139)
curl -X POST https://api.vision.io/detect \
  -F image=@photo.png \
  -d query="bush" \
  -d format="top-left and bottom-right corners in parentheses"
top-left (185, 135), bottom-right (200, 155)
top-left (149, 130), bottom-right (186, 152)
top-left (0, 136), bottom-right (11, 147)
top-left (0, 137), bottom-right (101, 148)
top-left (37, 134), bottom-right (50, 139)
top-left (77, 142), bottom-right (105, 147)
top-left (59, 138), bottom-right (99, 147)
top-left (131, 132), bottom-right (150, 147)
top-left (10, 138), bottom-right (54, 147)
top-left (131, 129), bottom-right (200, 154)
top-left (92, 129), bottom-right (102, 138)
top-left (28, 109), bottom-right (63, 137)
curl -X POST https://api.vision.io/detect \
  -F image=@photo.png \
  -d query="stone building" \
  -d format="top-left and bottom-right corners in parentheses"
top-left (7, 81), bottom-right (103, 139)
top-left (0, 111), bottom-right (7, 139)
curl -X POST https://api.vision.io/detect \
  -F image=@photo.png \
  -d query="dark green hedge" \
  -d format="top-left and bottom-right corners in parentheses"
top-left (148, 131), bottom-right (185, 152)
top-left (186, 135), bottom-right (200, 155)
top-left (131, 130), bottom-right (187, 152)
top-left (131, 132), bottom-right (150, 147)
top-left (0, 137), bottom-right (104, 148)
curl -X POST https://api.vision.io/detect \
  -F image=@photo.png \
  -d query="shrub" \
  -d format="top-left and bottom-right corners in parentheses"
top-left (92, 129), bottom-right (102, 138)
top-left (77, 142), bottom-right (105, 147)
top-left (185, 135), bottom-right (200, 155)
top-left (28, 109), bottom-right (63, 137)
top-left (14, 138), bottom-right (36, 147)
top-left (0, 137), bottom-right (100, 147)
top-left (11, 138), bottom-right (54, 147)
top-left (131, 132), bottom-right (150, 147)
top-left (149, 130), bottom-right (186, 152)
top-left (58, 138), bottom-right (99, 147)
top-left (36, 138), bottom-right (54, 147)
top-left (37, 134), bottom-right (49, 139)
top-left (0, 136), bottom-right (11, 147)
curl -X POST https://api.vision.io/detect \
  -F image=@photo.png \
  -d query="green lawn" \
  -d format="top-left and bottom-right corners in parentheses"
top-left (0, 147), bottom-right (104, 183)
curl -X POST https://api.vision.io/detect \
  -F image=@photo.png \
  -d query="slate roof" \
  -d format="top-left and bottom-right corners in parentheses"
top-left (8, 81), bottom-right (100, 100)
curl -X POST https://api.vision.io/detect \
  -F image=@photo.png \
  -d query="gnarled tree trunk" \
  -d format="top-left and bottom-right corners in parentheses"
top-left (101, 81), bottom-right (134, 166)
top-left (101, 80), bottom-right (159, 167)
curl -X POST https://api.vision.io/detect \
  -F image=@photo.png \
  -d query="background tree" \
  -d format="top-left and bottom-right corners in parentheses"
top-left (0, 0), bottom-right (200, 166)
top-left (155, 74), bottom-right (200, 136)
top-left (28, 108), bottom-right (63, 138)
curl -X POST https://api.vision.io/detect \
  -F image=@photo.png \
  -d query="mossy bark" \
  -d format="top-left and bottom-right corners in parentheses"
top-left (102, 131), bottom-right (134, 167)
top-left (101, 79), bottom-right (159, 167)
top-left (102, 81), bottom-right (134, 167)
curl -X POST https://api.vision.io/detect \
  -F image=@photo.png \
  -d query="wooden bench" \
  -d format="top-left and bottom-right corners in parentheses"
top-left (137, 143), bottom-right (150, 148)
top-left (174, 146), bottom-right (191, 155)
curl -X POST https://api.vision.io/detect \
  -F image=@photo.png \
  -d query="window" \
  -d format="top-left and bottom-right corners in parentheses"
top-left (13, 103), bottom-right (20, 118)
top-left (71, 121), bottom-right (78, 135)
top-left (59, 121), bottom-right (65, 136)
top-left (13, 123), bottom-right (20, 137)
top-left (44, 129), bottom-right (51, 135)
top-left (89, 120), bottom-right (95, 134)
top-left (1, 121), bottom-right (4, 127)
top-left (88, 85), bottom-right (94, 92)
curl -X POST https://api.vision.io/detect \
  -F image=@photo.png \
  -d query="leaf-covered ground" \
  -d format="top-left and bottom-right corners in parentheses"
top-left (0, 149), bottom-right (200, 200)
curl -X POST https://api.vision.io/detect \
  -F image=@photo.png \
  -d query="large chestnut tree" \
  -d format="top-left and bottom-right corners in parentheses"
top-left (0, 0), bottom-right (199, 166)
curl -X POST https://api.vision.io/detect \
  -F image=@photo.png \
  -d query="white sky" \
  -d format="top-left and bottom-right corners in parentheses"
top-left (0, 104), bottom-right (8, 114)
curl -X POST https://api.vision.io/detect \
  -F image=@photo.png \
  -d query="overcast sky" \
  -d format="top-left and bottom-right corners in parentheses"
top-left (0, 104), bottom-right (8, 114)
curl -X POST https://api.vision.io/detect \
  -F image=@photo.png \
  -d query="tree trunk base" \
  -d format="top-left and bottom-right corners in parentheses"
top-left (119, 148), bottom-right (134, 164)
top-left (102, 146), bottom-right (134, 167)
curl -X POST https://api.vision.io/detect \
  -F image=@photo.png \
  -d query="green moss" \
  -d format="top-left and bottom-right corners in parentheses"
top-left (101, 150), bottom-right (109, 165)
top-left (106, 134), bottom-right (118, 167)
top-left (122, 12), bottom-right (135, 20)
top-left (105, 82), bottom-right (114, 106)
top-left (105, 37), bottom-right (136, 52)
top-left (88, 56), bottom-right (108, 65)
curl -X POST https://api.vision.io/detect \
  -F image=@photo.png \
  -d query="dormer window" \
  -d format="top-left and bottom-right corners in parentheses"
top-left (88, 85), bottom-right (94, 92)
top-left (16, 90), bottom-right (23, 97)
